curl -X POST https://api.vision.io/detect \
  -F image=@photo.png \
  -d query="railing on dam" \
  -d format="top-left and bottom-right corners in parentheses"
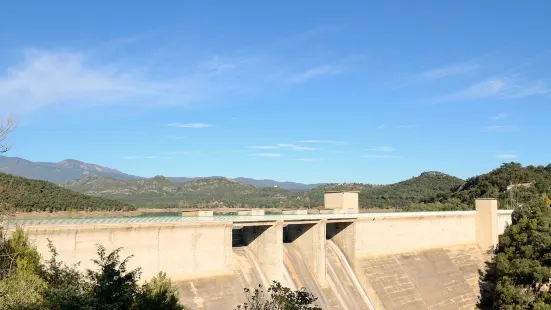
top-left (4, 210), bottom-right (487, 227)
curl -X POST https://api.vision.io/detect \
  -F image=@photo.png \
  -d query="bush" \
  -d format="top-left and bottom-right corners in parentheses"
top-left (236, 281), bottom-right (321, 310)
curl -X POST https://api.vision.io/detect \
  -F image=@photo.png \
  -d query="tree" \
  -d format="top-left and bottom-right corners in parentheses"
top-left (0, 116), bottom-right (17, 154)
top-left (86, 245), bottom-right (141, 310)
top-left (235, 281), bottom-right (321, 310)
top-left (132, 272), bottom-right (188, 310)
top-left (0, 227), bottom-right (46, 309)
top-left (479, 198), bottom-right (551, 309)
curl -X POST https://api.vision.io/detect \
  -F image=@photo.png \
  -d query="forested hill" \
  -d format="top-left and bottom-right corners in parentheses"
top-left (425, 163), bottom-right (551, 209)
top-left (308, 172), bottom-right (464, 209)
top-left (0, 172), bottom-right (132, 212)
top-left (63, 176), bottom-right (308, 208)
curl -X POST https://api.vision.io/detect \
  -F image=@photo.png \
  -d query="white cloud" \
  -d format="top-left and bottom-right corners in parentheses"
top-left (123, 155), bottom-right (157, 159)
top-left (277, 144), bottom-right (316, 151)
top-left (496, 153), bottom-right (517, 159)
top-left (288, 65), bottom-right (343, 84)
top-left (376, 124), bottom-right (385, 130)
top-left (297, 140), bottom-right (345, 145)
top-left (251, 153), bottom-right (281, 157)
top-left (420, 62), bottom-right (479, 80)
top-left (482, 125), bottom-right (518, 133)
top-left (295, 158), bottom-right (320, 162)
top-left (489, 113), bottom-right (507, 120)
top-left (248, 146), bottom-right (280, 150)
top-left (0, 50), bottom-right (203, 116)
top-left (167, 123), bottom-right (213, 128)
top-left (362, 154), bottom-right (402, 159)
top-left (433, 77), bottom-right (550, 102)
top-left (365, 146), bottom-right (395, 152)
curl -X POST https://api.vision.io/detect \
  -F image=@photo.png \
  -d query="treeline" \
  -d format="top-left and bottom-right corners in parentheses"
top-left (0, 172), bottom-right (133, 212)
top-left (308, 172), bottom-right (464, 210)
top-left (424, 163), bottom-right (551, 210)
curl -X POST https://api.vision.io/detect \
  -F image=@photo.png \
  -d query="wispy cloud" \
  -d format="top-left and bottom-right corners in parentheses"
top-left (432, 77), bottom-right (550, 102)
top-left (482, 125), bottom-right (518, 133)
top-left (420, 62), bottom-right (479, 80)
top-left (288, 65), bottom-right (343, 84)
top-left (297, 140), bottom-right (345, 145)
top-left (295, 158), bottom-right (320, 162)
top-left (376, 124), bottom-right (385, 130)
top-left (365, 146), bottom-right (395, 152)
top-left (277, 144), bottom-right (316, 151)
top-left (489, 113), bottom-right (507, 120)
top-left (362, 154), bottom-right (402, 159)
top-left (496, 153), bottom-right (517, 159)
top-left (167, 123), bottom-right (213, 128)
top-left (0, 50), bottom-right (204, 116)
top-left (248, 146), bottom-right (280, 150)
top-left (123, 155), bottom-right (157, 159)
top-left (250, 153), bottom-right (281, 157)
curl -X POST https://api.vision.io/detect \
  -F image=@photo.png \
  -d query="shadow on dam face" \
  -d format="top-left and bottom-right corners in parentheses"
top-left (283, 223), bottom-right (315, 243)
top-left (326, 222), bottom-right (353, 240)
top-left (232, 225), bottom-right (272, 247)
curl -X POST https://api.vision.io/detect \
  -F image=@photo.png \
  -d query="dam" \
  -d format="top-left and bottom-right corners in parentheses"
top-left (13, 193), bottom-right (512, 309)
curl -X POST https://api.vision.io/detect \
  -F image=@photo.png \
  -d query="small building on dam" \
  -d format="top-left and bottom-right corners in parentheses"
top-left (14, 193), bottom-right (512, 309)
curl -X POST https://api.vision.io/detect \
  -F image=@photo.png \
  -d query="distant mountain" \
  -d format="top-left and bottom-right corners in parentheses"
top-left (233, 177), bottom-right (324, 191)
top-left (0, 155), bottom-right (142, 183)
top-left (63, 176), bottom-right (307, 208)
top-left (0, 155), bottom-right (322, 190)
top-left (0, 172), bottom-right (131, 212)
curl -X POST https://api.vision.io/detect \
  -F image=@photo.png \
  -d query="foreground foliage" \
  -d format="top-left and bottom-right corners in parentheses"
top-left (235, 282), bottom-right (321, 310)
top-left (479, 199), bottom-right (551, 309)
top-left (0, 228), bottom-right (186, 310)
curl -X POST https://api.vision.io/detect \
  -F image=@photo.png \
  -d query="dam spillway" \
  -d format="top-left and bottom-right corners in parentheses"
top-left (14, 198), bottom-right (513, 309)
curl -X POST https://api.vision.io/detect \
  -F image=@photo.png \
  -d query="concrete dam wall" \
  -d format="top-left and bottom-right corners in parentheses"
top-left (19, 198), bottom-right (513, 309)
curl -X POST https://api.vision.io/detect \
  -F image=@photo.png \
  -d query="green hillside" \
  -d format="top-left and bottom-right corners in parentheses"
top-left (424, 162), bottom-right (551, 209)
top-left (0, 172), bottom-right (132, 212)
top-left (64, 175), bottom-right (308, 208)
top-left (308, 172), bottom-right (463, 209)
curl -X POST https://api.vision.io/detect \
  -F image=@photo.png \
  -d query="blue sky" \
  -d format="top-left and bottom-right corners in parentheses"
top-left (0, 1), bottom-right (550, 184)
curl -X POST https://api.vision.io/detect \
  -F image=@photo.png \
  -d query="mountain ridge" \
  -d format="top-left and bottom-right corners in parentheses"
top-left (0, 155), bottom-right (323, 190)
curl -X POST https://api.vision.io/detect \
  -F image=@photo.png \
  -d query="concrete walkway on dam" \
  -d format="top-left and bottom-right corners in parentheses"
top-left (11, 195), bottom-right (514, 310)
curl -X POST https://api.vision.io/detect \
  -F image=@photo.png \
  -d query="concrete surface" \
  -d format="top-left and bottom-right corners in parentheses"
top-left (284, 221), bottom-right (327, 285)
top-left (25, 222), bottom-right (233, 282)
top-left (358, 244), bottom-right (486, 310)
top-left (326, 240), bottom-right (372, 310)
top-left (177, 246), bottom-right (267, 309)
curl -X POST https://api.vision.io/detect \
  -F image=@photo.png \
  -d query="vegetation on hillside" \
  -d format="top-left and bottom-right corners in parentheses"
top-left (479, 198), bottom-right (551, 309)
top-left (425, 163), bottom-right (551, 210)
top-left (64, 176), bottom-right (311, 209)
top-left (309, 171), bottom-right (464, 210)
top-left (0, 172), bottom-right (133, 212)
top-left (0, 228), bottom-right (187, 309)
top-left (62, 163), bottom-right (551, 211)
